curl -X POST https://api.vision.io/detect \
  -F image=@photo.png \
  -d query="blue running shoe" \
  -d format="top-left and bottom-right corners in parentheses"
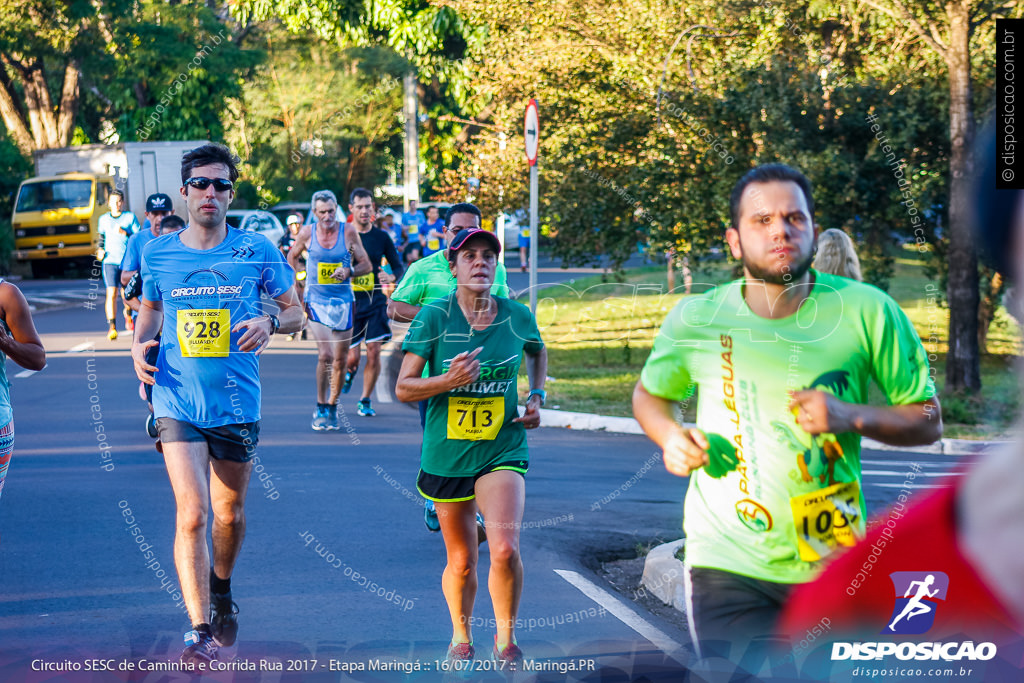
top-left (311, 405), bottom-right (330, 431)
top-left (476, 513), bottom-right (487, 545)
top-left (341, 371), bottom-right (354, 394)
top-left (357, 398), bottom-right (375, 417)
top-left (424, 499), bottom-right (440, 532)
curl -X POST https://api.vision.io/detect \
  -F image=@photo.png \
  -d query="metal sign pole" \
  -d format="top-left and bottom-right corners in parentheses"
top-left (529, 163), bottom-right (538, 314)
top-left (524, 98), bottom-right (540, 314)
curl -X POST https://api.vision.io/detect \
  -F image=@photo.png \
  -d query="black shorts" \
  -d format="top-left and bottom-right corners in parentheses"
top-left (155, 418), bottom-right (260, 463)
top-left (417, 459), bottom-right (528, 503)
top-left (684, 565), bottom-right (793, 661)
top-left (352, 303), bottom-right (392, 344)
top-left (102, 263), bottom-right (122, 288)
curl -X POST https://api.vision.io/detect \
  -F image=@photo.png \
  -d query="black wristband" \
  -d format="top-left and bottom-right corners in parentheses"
top-left (268, 314), bottom-right (280, 335)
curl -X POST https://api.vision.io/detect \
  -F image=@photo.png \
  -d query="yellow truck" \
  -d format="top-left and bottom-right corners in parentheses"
top-left (11, 173), bottom-right (114, 278)
top-left (11, 141), bottom-right (204, 278)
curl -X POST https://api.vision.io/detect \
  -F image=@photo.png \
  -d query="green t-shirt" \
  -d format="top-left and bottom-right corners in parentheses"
top-left (391, 249), bottom-right (509, 306)
top-left (402, 293), bottom-right (544, 478)
top-left (639, 271), bottom-right (935, 584)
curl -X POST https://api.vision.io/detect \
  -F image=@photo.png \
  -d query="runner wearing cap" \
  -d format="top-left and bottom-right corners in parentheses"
top-left (279, 214), bottom-right (306, 340)
top-left (388, 203), bottom-right (510, 535)
top-left (124, 214), bottom-right (186, 446)
top-left (121, 192), bottom-right (174, 297)
top-left (396, 226), bottom-right (546, 670)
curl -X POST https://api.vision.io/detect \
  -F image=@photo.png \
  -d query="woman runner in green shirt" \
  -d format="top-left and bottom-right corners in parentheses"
top-left (396, 228), bottom-right (547, 670)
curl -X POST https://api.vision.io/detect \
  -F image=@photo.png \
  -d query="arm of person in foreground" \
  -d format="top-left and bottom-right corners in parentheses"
top-left (286, 225), bottom-right (311, 274)
top-left (0, 283), bottom-right (45, 371)
top-left (346, 223), bottom-right (372, 277)
top-left (632, 380), bottom-right (710, 477)
top-left (513, 346), bottom-right (547, 429)
top-left (395, 347), bottom-right (482, 403)
top-left (234, 286), bottom-right (305, 354)
top-left (387, 299), bottom-right (421, 323)
top-left (131, 299), bottom-right (163, 385)
top-left (787, 391), bottom-right (942, 447)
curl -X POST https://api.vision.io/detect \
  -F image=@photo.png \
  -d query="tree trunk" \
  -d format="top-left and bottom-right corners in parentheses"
top-left (943, 1), bottom-right (980, 392)
top-left (0, 66), bottom-right (34, 155)
top-left (977, 271), bottom-right (1004, 355)
top-left (56, 61), bottom-right (80, 146)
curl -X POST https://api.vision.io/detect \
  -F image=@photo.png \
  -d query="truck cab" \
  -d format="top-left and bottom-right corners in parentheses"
top-left (11, 173), bottom-right (114, 278)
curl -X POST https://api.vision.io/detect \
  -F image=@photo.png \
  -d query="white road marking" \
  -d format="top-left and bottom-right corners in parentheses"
top-left (25, 296), bottom-right (64, 304)
top-left (554, 569), bottom-right (689, 667)
top-left (14, 369), bottom-right (38, 378)
top-left (69, 342), bottom-right (94, 353)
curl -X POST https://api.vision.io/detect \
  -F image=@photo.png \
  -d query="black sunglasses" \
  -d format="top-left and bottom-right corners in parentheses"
top-left (184, 177), bottom-right (233, 192)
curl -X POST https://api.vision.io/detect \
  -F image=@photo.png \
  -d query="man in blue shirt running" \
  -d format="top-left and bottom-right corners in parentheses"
top-left (97, 190), bottom-right (139, 339)
top-left (131, 143), bottom-right (303, 667)
top-left (120, 192), bottom-right (174, 299)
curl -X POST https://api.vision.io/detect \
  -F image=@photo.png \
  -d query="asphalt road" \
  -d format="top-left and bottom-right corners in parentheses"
top-left (0, 283), bottom-right (979, 683)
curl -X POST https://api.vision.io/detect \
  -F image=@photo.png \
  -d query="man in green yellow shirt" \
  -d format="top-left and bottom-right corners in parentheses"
top-left (632, 163), bottom-right (943, 667)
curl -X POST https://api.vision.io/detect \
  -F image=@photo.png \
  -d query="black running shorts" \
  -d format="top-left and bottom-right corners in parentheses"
top-left (155, 418), bottom-right (260, 463)
top-left (417, 459), bottom-right (528, 503)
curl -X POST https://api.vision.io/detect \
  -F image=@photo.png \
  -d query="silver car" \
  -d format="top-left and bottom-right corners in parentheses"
top-left (225, 210), bottom-right (286, 247)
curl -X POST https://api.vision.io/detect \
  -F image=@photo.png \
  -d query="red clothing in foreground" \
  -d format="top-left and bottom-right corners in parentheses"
top-left (779, 480), bottom-right (1022, 644)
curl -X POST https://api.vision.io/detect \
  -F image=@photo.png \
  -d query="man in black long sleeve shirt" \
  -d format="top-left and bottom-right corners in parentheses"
top-left (343, 188), bottom-right (405, 416)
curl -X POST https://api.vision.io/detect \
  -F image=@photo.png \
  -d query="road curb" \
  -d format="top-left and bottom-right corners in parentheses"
top-left (538, 409), bottom-right (1011, 454)
top-left (640, 539), bottom-right (687, 612)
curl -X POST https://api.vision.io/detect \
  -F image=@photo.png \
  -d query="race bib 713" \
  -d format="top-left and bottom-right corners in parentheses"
top-left (447, 396), bottom-right (503, 441)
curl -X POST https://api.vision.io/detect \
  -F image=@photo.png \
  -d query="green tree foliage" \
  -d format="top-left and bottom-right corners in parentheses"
top-left (224, 32), bottom-right (405, 206)
top-left (0, 1), bottom-right (257, 152)
top-left (0, 136), bottom-right (31, 270)
top-left (441, 0), bottom-right (963, 288)
top-left (228, 0), bottom-right (487, 196)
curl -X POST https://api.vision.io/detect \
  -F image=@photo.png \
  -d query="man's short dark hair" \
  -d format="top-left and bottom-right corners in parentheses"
top-left (729, 163), bottom-right (814, 231)
top-left (161, 215), bottom-right (186, 231)
top-left (111, 189), bottom-right (124, 199)
top-left (349, 188), bottom-right (373, 205)
top-left (445, 202), bottom-right (482, 228)
top-left (181, 143), bottom-right (240, 185)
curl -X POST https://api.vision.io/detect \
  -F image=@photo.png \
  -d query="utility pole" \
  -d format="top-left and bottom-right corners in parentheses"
top-left (403, 70), bottom-right (420, 210)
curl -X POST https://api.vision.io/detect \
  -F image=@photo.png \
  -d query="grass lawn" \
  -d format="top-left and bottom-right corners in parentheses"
top-left (518, 249), bottom-right (1022, 439)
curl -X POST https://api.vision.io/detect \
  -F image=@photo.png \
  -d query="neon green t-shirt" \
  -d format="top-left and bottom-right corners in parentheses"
top-left (639, 271), bottom-right (935, 584)
top-left (402, 293), bottom-right (544, 481)
top-left (391, 250), bottom-right (509, 306)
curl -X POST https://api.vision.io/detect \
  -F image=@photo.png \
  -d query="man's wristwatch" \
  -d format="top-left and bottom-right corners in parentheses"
top-left (267, 314), bottom-right (280, 335)
top-left (527, 389), bottom-right (546, 406)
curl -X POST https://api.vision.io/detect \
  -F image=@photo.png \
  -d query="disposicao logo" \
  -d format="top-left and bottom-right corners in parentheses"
top-left (883, 571), bottom-right (949, 635)
top-left (831, 571), bottom-right (997, 662)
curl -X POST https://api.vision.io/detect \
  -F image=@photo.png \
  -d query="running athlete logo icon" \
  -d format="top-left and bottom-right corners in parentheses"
top-left (883, 571), bottom-right (949, 635)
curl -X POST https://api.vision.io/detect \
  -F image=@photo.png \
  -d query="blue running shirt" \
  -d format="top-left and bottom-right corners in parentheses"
top-left (141, 229), bottom-right (295, 427)
top-left (304, 226), bottom-right (353, 306)
top-left (120, 227), bottom-right (159, 272)
top-left (99, 211), bottom-right (140, 264)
